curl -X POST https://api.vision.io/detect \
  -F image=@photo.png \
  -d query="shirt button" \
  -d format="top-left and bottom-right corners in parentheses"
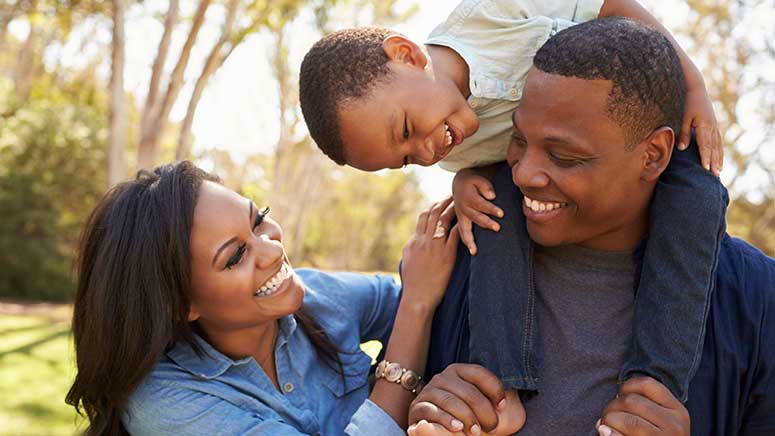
top-left (469, 100), bottom-right (478, 109)
top-left (283, 382), bottom-right (294, 393)
top-left (509, 88), bottom-right (518, 97)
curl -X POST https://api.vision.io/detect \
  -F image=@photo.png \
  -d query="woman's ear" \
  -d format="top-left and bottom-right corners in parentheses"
top-left (188, 304), bottom-right (200, 322)
top-left (382, 34), bottom-right (428, 68)
top-left (641, 126), bottom-right (674, 182)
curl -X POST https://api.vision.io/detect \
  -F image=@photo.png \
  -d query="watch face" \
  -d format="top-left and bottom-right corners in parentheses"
top-left (385, 363), bottom-right (403, 382)
top-left (400, 371), bottom-right (420, 389)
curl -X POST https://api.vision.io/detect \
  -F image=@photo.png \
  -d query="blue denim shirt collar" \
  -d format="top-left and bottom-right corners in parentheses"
top-left (167, 315), bottom-right (298, 380)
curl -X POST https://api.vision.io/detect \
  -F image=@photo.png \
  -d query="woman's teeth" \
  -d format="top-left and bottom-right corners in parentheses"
top-left (254, 263), bottom-right (292, 297)
top-left (524, 196), bottom-right (568, 213)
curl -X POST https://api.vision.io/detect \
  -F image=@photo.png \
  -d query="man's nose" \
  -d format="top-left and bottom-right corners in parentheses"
top-left (512, 150), bottom-right (550, 189)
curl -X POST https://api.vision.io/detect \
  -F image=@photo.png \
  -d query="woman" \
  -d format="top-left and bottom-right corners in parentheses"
top-left (66, 161), bottom-right (460, 435)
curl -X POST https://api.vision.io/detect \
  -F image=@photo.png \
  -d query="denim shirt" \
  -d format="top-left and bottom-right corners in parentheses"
top-left (123, 269), bottom-right (404, 436)
top-left (427, 235), bottom-right (775, 435)
top-left (425, 0), bottom-right (603, 171)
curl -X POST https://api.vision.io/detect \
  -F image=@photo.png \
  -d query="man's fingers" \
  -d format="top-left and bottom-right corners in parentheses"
top-left (409, 403), bottom-right (465, 434)
top-left (458, 216), bottom-right (477, 256)
top-left (618, 376), bottom-right (680, 409)
top-left (414, 386), bottom-right (490, 436)
top-left (602, 392), bottom-right (663, 429)
top-left (602, 411), bottom-right (660, 436)
top-left (452, 364), bottom-right (506, 410)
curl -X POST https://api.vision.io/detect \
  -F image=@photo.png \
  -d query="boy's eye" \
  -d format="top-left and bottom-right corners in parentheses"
top-left (402, 156), bottom-right (409, 168)
top-left (403, 115), bottom-right (410, 140)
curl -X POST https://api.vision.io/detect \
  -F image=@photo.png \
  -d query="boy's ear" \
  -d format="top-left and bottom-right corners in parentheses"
top-left (382, 34), bottom-right (428, 68)
top-left (640, 126), bottom-right (674, 182)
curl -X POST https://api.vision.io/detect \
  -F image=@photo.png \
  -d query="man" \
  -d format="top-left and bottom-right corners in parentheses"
top-left (410, 18), bottom-right (775, 436)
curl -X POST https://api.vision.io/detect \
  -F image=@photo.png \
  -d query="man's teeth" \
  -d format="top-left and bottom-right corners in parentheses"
top-left (524, 196), bottom-right (567, 213)
top-left (254, 263), bottom-right (292, 297)
top-left (444, 123), bottom-right (452, 147)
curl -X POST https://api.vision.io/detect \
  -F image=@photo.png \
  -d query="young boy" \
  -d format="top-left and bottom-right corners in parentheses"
top-left (300, 0), bottom-right (726, 433)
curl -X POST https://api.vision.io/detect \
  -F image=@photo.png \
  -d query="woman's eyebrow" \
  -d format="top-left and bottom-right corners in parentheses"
top-left (211, 202), bottom-right (253, 267)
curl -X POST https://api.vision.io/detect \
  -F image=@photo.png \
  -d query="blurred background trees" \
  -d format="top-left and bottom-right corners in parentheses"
top-left (0, 0), bottom-right (772, 302)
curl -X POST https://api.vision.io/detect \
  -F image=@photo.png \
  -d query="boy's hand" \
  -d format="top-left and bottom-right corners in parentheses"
top-left (596, 377), bottom-right (689, 436)
top-left (677, 86), bottom-right (723, 176)
top-left (452, 169), bottom-right (504, 256)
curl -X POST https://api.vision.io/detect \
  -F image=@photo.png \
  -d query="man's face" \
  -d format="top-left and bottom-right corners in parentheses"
top-left (337, 63), bottom-right (479, 171)
top-left (508, 68), bottom-right (652, 251)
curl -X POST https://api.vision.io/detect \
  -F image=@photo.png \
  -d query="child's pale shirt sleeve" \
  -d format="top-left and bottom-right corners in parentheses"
top-left (427, 0), bottom-right (604, 173)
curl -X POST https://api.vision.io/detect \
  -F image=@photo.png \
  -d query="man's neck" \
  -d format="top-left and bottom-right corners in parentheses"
top-left (576, 211), bottom-right (650, 252)
top-left (426, 44), bottom-right (471, 98)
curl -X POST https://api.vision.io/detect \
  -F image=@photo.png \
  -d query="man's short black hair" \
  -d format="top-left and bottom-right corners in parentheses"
top-left (534, 17), bottom-right (686, 148)
top-left (299, 27), bottom-right (397, 165)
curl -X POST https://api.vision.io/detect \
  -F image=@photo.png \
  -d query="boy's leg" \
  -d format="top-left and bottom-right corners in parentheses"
top-left (621, 134), bottom-right (728, 402)
top-left (469, 162), bottom-right (538, 392)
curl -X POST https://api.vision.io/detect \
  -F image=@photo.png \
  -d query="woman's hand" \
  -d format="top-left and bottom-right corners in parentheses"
top-left (401, 197), bottom-right (460, 311)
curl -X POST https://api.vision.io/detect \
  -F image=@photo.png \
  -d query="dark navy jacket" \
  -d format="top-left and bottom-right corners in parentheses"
top-left (426, 235), bottom-right (775, 435)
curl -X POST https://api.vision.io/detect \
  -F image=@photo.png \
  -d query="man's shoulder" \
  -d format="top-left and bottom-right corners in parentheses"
top-left (718, 234), bottom-right (775, 290)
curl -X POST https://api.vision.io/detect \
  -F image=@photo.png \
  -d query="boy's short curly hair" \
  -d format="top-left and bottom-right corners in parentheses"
top-left (300, 27), bottom-right (398, 165)
top-left (534, 17), bottom-right (686, 148)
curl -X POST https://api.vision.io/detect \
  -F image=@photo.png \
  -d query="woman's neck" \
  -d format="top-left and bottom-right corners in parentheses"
top-left (426, 44), bottom-right (471, 97)
top-left (200, 320), bottom-right (281, 389)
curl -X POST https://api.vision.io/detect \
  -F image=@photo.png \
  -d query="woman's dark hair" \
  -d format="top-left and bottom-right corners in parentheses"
top-left (66, 161), bottom-right (342, 435)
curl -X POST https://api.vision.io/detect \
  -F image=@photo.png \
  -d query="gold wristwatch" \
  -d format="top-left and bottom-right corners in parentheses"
top-left (375, 360), bottom-right (424, 394)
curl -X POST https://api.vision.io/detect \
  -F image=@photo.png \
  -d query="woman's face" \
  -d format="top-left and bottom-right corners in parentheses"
top-left (187, 181), bottom-right (304, 333)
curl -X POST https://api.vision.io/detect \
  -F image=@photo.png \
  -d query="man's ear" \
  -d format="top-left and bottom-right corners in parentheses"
top-left (382, 34), bottom-right (428, 68)
top-left (640, 126), bottom-right (674, 182)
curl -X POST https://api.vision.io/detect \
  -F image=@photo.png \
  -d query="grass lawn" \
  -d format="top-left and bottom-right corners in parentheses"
top-left (0, 303), bottom-right (384, 436)
top-left (0, 313), bottom-right (85, 436)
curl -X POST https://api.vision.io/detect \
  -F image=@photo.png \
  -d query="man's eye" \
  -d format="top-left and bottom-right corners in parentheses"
top-left (226, 243), bottom-right (247, 270)
top-left (550, 154), bottom-right (581, 167)
top-left (510, 134), bottom-right (526, 146)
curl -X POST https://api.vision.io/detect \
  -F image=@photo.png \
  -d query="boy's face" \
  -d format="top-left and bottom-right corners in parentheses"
top-left (508, 68), bottom-right (655, 251)
top-left (338, 55), bottom-right (479, 171)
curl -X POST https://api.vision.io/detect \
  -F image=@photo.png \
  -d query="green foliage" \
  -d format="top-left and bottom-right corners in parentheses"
top-left (0, 75), bottom-right (107, 301)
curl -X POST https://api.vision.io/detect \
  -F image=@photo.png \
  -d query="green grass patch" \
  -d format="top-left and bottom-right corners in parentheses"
top-left (0, 315), bottom-right (84, 436)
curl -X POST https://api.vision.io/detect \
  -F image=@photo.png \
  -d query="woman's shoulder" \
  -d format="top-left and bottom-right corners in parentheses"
top-left (296, 268), bottom-right (399, 311)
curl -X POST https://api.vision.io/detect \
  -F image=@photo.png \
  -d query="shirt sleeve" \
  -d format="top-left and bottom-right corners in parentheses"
top-left (499, 0), bottom-right (604, 22)
top-left (125, 382), bottom-right (405, 436)
top-left (124, 384), bottom-right (308, 436)
top-left (345, 399), bottom-right (406, 436)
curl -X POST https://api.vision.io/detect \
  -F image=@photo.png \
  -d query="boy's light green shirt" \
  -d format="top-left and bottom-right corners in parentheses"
top-left (426, 0), bottom-right (604, 172)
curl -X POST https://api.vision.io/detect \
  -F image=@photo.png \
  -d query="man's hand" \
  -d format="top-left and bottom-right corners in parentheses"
top-left (409, 364), bottom-right (505, 436)
top-left (596, 377), bottom-right (690, 436)
top-left (452, 169), bottom-right (504, 256)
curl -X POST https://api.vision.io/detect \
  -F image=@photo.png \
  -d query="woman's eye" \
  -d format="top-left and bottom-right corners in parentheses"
top-left (253, 206), bottom-right (270, 232)
top-left (225, 243), bottom-right (246, 270)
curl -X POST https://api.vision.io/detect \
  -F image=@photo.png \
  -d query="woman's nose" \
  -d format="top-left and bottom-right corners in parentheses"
top-left (252, 234), bottom-right (284, 269)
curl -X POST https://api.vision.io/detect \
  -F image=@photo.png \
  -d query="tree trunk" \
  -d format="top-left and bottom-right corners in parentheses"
top-left (107, 0), bottom-right (126, 186)
top-left (138, 0), bottom-right (211, 170)
top-left (176, 0), bottom-right (240, 160)
top-left (12, 0), bottom-right (38, 100)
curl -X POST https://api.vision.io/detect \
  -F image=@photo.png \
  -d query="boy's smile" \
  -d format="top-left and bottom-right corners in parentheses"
top-left (336, 37), bottom-right (479, 171)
